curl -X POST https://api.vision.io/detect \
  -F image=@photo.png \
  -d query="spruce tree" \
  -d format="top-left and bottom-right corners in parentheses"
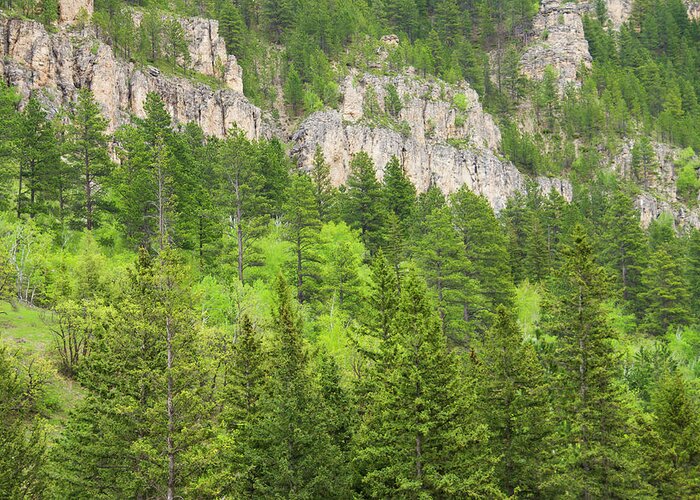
top-left (353, 271), bottom-right (497, 498)
top-left (544, 226), bottom-right (650, 498)
top-left (450, 186), bottom-right (513, 308)
top-left (247, 277), bottom-right (348, 497)
top-left (283, 173), bottom-right (321, 303)
top-left (473, 305), bottom-right (553, 497)
top-left (310, 145), bottom-right (336, 222)
top-left (66, 89), bottom-right (111, 231)
top-left (342, 151), bottom-right (387, 255)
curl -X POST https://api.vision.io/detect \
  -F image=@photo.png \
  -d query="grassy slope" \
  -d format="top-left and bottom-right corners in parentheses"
top-left (0, 302), bottom-right (83, 433)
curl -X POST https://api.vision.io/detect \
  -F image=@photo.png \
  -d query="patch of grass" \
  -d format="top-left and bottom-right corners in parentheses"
top-left (0, 302), bottom-right (84, 432)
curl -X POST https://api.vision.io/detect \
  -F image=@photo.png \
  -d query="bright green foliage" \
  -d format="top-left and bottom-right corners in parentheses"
top-left (342, 152), bottom-right (387, 255)
top-left (450, 186), bottom-right (513, 309)
top-left (317, 221), bottom-right (366, 310)
top-left (473, 306), bottom-right (553, 497)
top-left (544, 227), bottom-right (650, 498)
top-left (0, 345), bottom-right (46, 498)
top-left (51, 250), bottom-right (210, 498)
top-left (384, 83), bottom-right (402, 117)
top-left (66, 89), bottom-right (111, 230)
top-left (676, 148), bottom-right (700, 203)
top-left (164, 20), bottom-right (190, 71)
top-left (353, 271), bottom-right (498, 498)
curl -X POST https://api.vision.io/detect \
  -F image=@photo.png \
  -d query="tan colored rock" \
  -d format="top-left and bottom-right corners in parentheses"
top-left (604, 0), bottom-right (632, 28)
top-left (687, 1), bottom-right (700, 21)
top-left (58, 0), bottom-right (93, 24)
top-left (291, 110), bottom-right (571, 212)
top-left (520, 0), bottom-right (592, 89)
top-left (0, 17), bottom-right (264, 138)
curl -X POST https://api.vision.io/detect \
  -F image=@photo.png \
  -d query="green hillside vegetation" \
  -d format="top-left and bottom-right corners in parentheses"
top-left (0, 0), bottom-right (699, 497)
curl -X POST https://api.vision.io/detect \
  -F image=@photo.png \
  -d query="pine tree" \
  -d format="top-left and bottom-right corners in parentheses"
top-left (450, 186), bottom-right (513, 309)
top-left (415, 205), bottom-right (484, 342)
top-left (284, 64), bottom-right (304, 114)
top-left (342, 151), bottom-right (387, 255)
top-left (353, 271), bottom-right (497, 498)
top-left (52, 250), bottom-right (211, 498)
top-left (283, 173), bottom-right (321, 303)
top-left (685, 229), bottom-right (700, 322)
top-left (247, 277), bottom-right (348, 497)
top-left (648, 372), bottom-right (700, 497)
top-left (544, 226), bottom-right (650, 498)
top-left (66, 89), bottom-right (111, 231)
top-left (640, 245), bottom-right (691, 335)
top-left (0, 345), bottom-right (46, 498)
top-left (310, 145), bottom-right (336, 222)
top-left (632, 136), bottom-right (658, 189)
top-left (382, 155), bottom-right (416, 224)
top-left (219, 2), bottom-right (246, 56)
top-left (16, 97), bottom-right (61, 219)
top-left (473, 305), bottom-right (553, 497)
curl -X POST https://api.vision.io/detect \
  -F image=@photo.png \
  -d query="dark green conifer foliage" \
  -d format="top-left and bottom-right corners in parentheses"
top-left (219, 2), bottom-right (246, 56)
top-left (66, 89), bottom-right (111, 231)
top-left (648, 372), bottom-right (700, 497)
top-left (310, 145), bottom-right (336, 222)
top-left (16, 97), bottom-right (61, 219)
top-left (52, 250), bottom-right (210, 499)
top-left (473, 306), bottom-right (553, 497)
top-left (416, 205), bottom-right (485, 341)
top-left (545, 226), bottom-right (650, 498)
top-left (640, 244), bottom-right (691, 335)
top-left (601, 188), bottom-right (647, 306)
top-left (450, 186), bottom-right (513, 308)
top-left (688, 229), bottom-right (700, 321)
top-left (283, 173), bottom-right (321, 303)
top-left (353, 271), bottom-right (498, 498)
top-left (343, 151), bottom-right (387, 255)
top-left (0, 346), bottom-right (46, 498)
top-left (248, 277), bottom-right (348, 498)
top-left (382, 155), bottom-right (416, 224)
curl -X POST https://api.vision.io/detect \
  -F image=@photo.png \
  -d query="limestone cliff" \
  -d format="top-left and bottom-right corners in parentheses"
top-left (520, 0), bottom-right (592, 88)
top-left (0, 17), bottom-right (262, 138)
top-left (292, 73), bottom-right (571, 212)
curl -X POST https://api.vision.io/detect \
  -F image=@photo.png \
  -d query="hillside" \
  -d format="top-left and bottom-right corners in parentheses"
top-left (1, 0), bottom-right (700, 497)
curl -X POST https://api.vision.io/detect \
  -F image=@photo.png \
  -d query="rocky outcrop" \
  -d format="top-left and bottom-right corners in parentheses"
top-left (0, 17), bottom-right (262, 137)
top-left (635, 193), bottom-right (700, 229)
top-left (131, 12), bottom-right (243, 93)
top-left (604, 0), bottom-right (632, 28)
top-left (58, 0), bottom-right (93, 24)
top-left (520, 0), bottom-right (592, 89)
top-left (687, 1), bottom-right (700, 21)
top-left (291, 110), bottom-right (570, 212)
top-left (340, 71), bottom-right (501, 152)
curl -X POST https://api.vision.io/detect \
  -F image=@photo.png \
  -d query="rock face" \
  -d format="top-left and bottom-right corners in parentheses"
top-left (131, 13), bottom-right (243, 93)
top-left (687, 1), bottom-right (700, 21)
top-left (520, 0), bottom-right (592, 88)
top-left (604, 0), bottom-right (633, 28)
top-left (291, 71), bottom-right (571, 212)
top-left (0, 17), bottom-right (261, 137)
top-left (58, 0), bottom-right (93, 24)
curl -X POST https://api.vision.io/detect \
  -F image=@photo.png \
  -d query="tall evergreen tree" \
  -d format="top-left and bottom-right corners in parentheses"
top-left (342, 151), bottom-right (387, 255)
top-left (544, 226), bottom-right (650, 497)
top-left (66, 89), bottom-right (111, 231)
top-left (353, 271), bottom-right (497, 497)
top-left (473, 306), bottom-right (553, 497)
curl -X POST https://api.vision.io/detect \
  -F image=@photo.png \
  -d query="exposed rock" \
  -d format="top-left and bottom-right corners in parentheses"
top-left (58, 0), bottom-right (93, 24)
top-left (687, 1), bottom-right (700, 21)
top-left (520, 0), bottom-right (592, 89)
top-left (380, 34), bottom-right (400, 47)
top-left (0, 17), bottom-right (263, 137)
top-left (339, 71), bottom-right (501, 151)
top-left (291, 110), bottom-right (571, 213)
top-left (635, 193), bottom-right (700, 229)
top-left (130, 12), bottom-right (242, 92)
top-left (604, 0), bottom-right (632, 28)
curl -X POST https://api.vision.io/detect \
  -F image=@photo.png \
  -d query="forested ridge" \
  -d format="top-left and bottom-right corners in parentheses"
top-left (1, 0), bottom-right (700, 498)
